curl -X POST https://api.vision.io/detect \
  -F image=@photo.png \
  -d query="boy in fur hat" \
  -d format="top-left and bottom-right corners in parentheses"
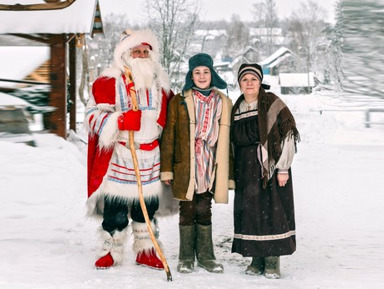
top-left (84, 29), bottom-right (175, 269)
top-left (160, 53), bottom-right (234, 273)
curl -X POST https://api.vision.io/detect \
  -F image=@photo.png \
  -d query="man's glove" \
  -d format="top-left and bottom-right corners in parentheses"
top-left (117, 110), bottom-right (142, 131)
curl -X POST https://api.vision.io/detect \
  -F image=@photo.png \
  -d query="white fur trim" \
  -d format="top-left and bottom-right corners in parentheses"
top-left (85, 184), bottom-right (105, 219)
top-left (98, 111), bottom-right (120, 149)
top-left (100, 65), bottom-right (123, 79)
top-left (160, 172), bottom-right (173, 181)
top-left (155, 183), bottom-right (179, 217)
top-left (97, 227), bottom-right (128, 265)
top-left (102, 177), bottom-right (163, 200)
top-left (132, 221), bottom-right (162, 253)
top-left (85, 183), bottom-right (163, 219)
top-left (97, 103), bottom-right (115, 112)
top-left (156, 67), bottom-right (171, 93)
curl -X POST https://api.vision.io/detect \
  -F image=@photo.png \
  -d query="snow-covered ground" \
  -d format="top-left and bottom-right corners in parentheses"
top-left (1, 92), bottom-right (384, 289)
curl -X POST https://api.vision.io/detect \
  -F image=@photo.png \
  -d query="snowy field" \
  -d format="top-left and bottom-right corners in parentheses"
top-left (1, 92), bottom-right (384, 289)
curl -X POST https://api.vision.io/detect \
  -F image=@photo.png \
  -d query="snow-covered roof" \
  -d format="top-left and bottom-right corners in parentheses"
top-left (267, 52), bottom-right (292, 68)
top-left (0, 92), bottom-right (29, 108)
top-left (194, 30), bottom-right (227, 37)
top-left (279, 73), bottom-right (315, 87)
top-left (0, 46), bottom-right (50, 88)
top-left (259, 47), bottom-right (293, 67)
top-left (0, 0), bottom-right (98, 34)
top-left (250, 27), bottom-right (282, 36)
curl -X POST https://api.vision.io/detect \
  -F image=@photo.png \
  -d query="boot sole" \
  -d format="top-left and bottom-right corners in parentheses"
top-left (197, 264), bottom-right (224, 273)
top-left (135, 262), bottom-right (164, 271)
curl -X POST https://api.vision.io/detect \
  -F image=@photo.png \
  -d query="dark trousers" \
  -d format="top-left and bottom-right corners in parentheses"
top-left (179, 191), bottom-right (213, 226)
top-left (102, 196), bottom-right (159, 235)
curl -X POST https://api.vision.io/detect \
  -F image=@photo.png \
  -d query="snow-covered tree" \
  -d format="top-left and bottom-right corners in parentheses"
top-left (224, 15), bottom-right (250, 60)
top-left (322, 0), bottom-right (343, 90)
top-left (284, 1), bottom-right (329, 77)
top-left (145, 0), bottom-right (199, 90)
top-left (251, 0), bottom-right (279, 56)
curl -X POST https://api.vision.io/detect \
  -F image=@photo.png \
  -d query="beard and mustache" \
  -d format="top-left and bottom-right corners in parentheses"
top-left (121, 52), bottom-right (158, 91)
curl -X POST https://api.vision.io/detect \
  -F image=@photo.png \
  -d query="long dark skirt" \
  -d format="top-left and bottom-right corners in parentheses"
top-left (231, 146), bottom-right (296, 257)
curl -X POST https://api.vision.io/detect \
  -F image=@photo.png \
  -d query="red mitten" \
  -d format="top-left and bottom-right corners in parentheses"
top-left (117, 110), bottom-right (142, 131)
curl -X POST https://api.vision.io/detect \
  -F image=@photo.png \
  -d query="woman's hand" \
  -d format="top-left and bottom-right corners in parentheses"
top-left (163, 180), bottom-right (172, 186)
top-left (277, 173), bottom-right (289, 187)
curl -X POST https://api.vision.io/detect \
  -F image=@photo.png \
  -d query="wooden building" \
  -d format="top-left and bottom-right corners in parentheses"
top-left (0, 0), bottom-right (103, 139)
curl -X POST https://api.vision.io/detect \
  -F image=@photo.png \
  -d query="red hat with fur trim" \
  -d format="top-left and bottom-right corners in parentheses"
top-left (113, 29), bottom-right (160, 71)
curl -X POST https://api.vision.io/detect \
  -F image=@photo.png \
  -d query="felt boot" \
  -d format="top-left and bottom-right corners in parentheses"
top-left (177, 225), bottom-right (196, 273)
top-left (195, 224), bottom-right (223, 273)
top-left (245, 257), bottom-right (265, 275)
top-left (264, 256), bottom-right (281, 279)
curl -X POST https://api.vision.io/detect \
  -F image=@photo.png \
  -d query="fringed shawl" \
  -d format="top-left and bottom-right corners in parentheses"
top-left (232, 88), bottom-right (300, 188)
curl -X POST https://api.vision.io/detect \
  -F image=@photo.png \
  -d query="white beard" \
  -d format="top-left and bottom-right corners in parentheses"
top-left (123, 53), bottom-right (157, 91)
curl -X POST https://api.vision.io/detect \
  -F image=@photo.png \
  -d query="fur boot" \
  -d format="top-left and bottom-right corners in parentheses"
top-left (132, 221), bottom-right (164, 270)
top-left (95, 227), bottom-right (127, 269)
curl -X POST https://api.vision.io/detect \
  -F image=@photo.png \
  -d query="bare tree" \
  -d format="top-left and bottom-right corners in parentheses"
top-left (251, 0), bottom-right (279, 56)
top-left (264, 0), bottom-right (278, 55)
top-left (145, 0), bottom-right (199, 90)
top-left (78, 44), bottom-right (89, 106)
top-left (285, 1), bottom-right (329, 77)
top-left (225, 14), bottom-right (250, 59)
top-left (252, 1), bottom-right (265, 25)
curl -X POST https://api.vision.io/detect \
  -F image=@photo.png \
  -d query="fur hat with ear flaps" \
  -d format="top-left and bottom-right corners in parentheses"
top-left (182, 53), bottom-right (227, 92)
top-left (112, 29), bottom-right (160, 72)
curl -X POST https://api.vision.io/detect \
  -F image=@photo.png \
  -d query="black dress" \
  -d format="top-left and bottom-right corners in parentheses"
top-left (231, 107), bottom-right (296, 257)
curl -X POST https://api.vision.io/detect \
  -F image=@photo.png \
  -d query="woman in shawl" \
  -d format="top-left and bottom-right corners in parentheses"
top-left (231, 63), bottom-right (300, 279)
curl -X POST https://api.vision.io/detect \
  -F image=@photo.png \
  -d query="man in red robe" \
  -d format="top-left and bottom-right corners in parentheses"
top-left (85, 29), bottom-right (174, 269)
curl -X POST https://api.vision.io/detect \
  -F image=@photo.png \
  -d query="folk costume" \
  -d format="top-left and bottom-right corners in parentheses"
top-left (85, 29), bottom-right (175, 269)
top-left (231, 63), bottom-right (300, 278)
top-left (160, 53), bottom-right (234, 274)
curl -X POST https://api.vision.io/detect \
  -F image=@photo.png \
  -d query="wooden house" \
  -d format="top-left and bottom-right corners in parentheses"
top-left (0, 0), bottom-right (103, 139)
top-left (259, 47), bottom-right (295, 76)
top-left (279, 72), bottom-right (315, 94)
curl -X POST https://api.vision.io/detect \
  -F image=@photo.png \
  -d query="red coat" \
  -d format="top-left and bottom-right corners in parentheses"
top-left (86, 75), bottom-right (173, 200)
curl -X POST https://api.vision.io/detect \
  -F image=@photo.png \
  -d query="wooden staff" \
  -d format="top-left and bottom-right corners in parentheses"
top-left (124, 67), bottom-right (172, 281)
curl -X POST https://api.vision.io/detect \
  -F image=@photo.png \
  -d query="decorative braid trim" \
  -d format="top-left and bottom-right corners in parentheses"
top-left (234, 230), bottom-right (295, 241)
top-left (131, 221), bottom-right (162, 253)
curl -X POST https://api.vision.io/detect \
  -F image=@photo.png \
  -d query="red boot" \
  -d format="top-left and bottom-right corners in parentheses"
top-left (95, 252), bottom-right (114, 269)
top-left (136, 248), bottom-right (164, 270)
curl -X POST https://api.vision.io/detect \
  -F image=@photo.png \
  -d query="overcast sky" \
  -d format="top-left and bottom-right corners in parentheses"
top-left (99, 0), bottom-right (336, 24)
